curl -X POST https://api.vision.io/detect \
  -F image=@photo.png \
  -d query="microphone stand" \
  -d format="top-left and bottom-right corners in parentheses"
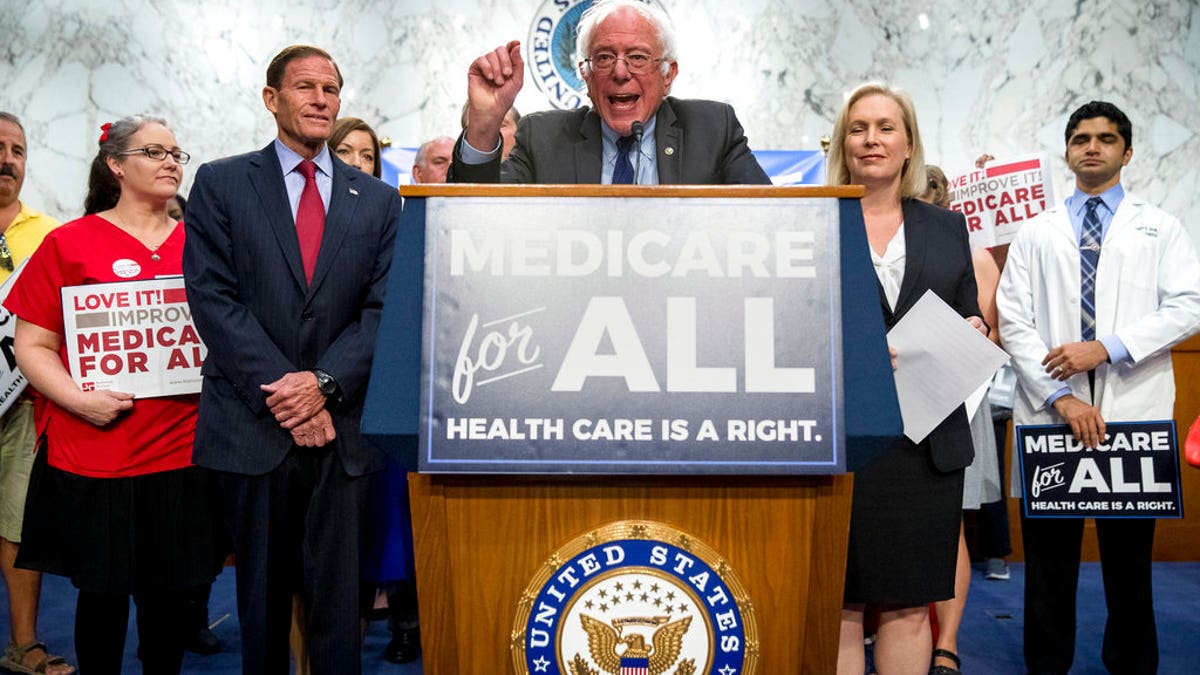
top-left (630, 120), bottom-right (644, 184)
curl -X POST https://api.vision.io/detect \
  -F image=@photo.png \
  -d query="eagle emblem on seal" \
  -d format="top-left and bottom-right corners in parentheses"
top-left (570, 614), bottom-right (694, 675)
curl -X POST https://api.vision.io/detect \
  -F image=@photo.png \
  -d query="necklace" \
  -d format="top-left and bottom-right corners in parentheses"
top-left (108, 210), bottom-right (174, 262)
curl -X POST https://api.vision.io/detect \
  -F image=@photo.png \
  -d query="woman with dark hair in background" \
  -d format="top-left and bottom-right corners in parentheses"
top-left (4, 116), bottom-right (226, 675)
top-left (329, 117), bottom-right (381, 178)
top-left (828, 85), bottom-right (986, 675)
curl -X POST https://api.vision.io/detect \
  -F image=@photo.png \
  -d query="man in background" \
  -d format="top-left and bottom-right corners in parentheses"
top-left (411, 136), bottom-right (454, 184)
top-left (460, 102), bottom-right (520, 161)
top-left (0, 111), bottom-right (71, 675)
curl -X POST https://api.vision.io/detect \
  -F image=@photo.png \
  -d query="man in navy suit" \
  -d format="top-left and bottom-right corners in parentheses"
top-left (183, 45), bottom-right (400, 674)
top-left (451, 0), bottom-right (769, 185)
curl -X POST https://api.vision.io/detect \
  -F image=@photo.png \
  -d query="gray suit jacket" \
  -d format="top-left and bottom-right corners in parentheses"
top-left (450, 97), bottom-right (771, 184)
top-left (183, 144), bottom-right (401, 476)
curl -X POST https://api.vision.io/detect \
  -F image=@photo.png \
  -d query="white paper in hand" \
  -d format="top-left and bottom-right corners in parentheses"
top-left (888, 290), bottom-right (1010, 443)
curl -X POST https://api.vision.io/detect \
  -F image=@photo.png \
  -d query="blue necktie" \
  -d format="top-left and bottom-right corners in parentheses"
top-left (612, 135), bottom-right (637, 184)
top-left (1080, 196), bottom-right (1104, 341)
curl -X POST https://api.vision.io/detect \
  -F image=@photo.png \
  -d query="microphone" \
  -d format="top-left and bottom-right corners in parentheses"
top-left (630, 120), bottom-right (644, 184)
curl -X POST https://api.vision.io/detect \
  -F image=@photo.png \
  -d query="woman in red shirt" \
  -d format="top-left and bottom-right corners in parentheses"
top-left (4, 116), bottom-right (226, 675)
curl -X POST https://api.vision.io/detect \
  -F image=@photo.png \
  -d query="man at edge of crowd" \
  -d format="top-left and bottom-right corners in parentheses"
top-left (997, 100), bottom-right (1200, 675)
top-left (0, 111), bottom-right (73, 675)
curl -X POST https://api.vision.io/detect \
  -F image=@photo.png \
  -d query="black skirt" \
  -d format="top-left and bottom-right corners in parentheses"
top-left (843, 437), bottom-right (964, 607)
top-left (17, 448), bottom-right (230, 595)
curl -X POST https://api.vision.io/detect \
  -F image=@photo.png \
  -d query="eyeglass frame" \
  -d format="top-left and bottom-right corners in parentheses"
top-left (114, 144), bottom-right (191, 165)
top-left (582, 51), bottom-right (668, 75)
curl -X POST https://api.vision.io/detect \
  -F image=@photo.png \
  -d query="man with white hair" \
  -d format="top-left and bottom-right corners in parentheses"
top-left (451, 0), bottom-right (769, 185)
top-left (411, 136), bottom-right (454, 184)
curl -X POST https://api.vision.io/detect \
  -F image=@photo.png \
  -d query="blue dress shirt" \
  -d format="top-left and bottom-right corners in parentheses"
top-left (274, 139), bottom-right (333, 218)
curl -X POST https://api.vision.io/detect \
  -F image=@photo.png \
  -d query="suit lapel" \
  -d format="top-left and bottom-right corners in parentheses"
top-left (655, 99), bottom-right (682, 184)
top-left (248, 144), bottom-right (307, 290)
top-left (575, 111), bottom-right (604, 183)
top-left (892, 200), bottom-right (928, 317)
top-left (307, 159), bottom-right (360, 296)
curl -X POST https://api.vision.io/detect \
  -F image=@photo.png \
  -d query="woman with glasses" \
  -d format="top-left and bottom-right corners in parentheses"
top-left (3, 115), bottom-right (226, 675)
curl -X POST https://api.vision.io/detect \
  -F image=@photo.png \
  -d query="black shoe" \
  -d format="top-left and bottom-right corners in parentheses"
top-left (385, 626), bottom-right (421, 664)
top-left (186, 626), bottom-right (222, 656)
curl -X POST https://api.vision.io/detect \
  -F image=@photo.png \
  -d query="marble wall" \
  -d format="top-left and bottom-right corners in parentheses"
top-left (2, 0), bottom-right (1197, 242)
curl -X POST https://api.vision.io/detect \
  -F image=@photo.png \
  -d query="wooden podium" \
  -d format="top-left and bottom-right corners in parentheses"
top-left (363, 185), bottom-right (900, 674)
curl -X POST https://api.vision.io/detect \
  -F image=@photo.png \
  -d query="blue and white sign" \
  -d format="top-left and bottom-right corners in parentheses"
top-left (418, 195), bottom-right (845, 474)
top-left (1017, 421), bottom-right (1183, 518)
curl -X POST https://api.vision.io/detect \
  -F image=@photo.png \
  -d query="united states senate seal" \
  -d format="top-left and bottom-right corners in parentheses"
top-left (512, 520), bottom-right (757, 675)
top-left (526, 0), bottom-right (670, 110)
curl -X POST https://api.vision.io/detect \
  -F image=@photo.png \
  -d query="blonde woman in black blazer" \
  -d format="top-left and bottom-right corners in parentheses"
top-left (828, 83), bottom-right (987, 675)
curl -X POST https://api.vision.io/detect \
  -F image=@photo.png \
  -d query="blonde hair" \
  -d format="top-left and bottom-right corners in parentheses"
top-left (827, 83), bottom-right (927, 199)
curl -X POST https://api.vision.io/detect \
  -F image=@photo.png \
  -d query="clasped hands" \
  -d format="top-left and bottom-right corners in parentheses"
top-left (261, 371), bottom-right (336, 447)
top-left (1044, 340), bottom-right (1110, 449)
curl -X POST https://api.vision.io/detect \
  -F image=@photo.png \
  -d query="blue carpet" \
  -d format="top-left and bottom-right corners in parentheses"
top-left (1, 562), bottom-right (1196, 672)
top-left (0, 568), bottom-right (421, 674)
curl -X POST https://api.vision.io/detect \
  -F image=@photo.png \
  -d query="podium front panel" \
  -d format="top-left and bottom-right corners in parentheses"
top-left (415, 195), bottom-right (845, 475)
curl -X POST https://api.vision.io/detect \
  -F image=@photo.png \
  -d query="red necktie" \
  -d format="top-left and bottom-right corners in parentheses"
top-left (295, 159), bottom-right (325, 284)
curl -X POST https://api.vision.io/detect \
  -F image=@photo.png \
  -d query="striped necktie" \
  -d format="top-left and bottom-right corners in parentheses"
top-left (1080, 196), bottom-right (1104, 341)
top-left (612, 135), bottom-right (637, 184)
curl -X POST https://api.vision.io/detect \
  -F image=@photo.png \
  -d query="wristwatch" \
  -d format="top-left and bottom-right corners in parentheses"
top-left (312, 368), bottom-right (339, 397)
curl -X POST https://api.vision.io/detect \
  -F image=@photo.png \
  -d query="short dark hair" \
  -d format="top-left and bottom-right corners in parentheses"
top-left (266, 45), bottom-right (343, 90)
top-left (0, 112), bottom-right (24, 135)
top-left (1065, 101), bottom-right (1132, 150)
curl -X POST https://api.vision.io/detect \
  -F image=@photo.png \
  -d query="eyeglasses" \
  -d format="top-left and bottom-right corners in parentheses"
top-left (584, 52), bottom-right (666, 75)
top-left (0, 234), bottom-right (12, 272)
top-left (115, 145), bottom-right (191, 165)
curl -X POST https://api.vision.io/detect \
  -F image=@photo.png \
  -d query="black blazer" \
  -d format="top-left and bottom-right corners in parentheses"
top-left (881, 198), bottom-right (981, 472)
top-left (450, 96), bottom-right (771, 185)
top-left (183, 143), bottom-right (401, 477)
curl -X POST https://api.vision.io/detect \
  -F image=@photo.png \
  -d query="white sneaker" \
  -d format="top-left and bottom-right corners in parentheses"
top-left (985, 558), bottom-right (1010, 580)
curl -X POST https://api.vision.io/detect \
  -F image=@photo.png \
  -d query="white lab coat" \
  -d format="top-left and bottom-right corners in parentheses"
top-left (997, 192), bottom-right (1200, 495)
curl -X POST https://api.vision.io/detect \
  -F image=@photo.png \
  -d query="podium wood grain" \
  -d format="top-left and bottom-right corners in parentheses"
top-left (409, 472), bottom-right (853, 674)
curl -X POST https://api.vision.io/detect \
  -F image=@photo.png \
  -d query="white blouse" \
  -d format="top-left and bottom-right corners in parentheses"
top-left (870, 222), bottom-right (906, 312)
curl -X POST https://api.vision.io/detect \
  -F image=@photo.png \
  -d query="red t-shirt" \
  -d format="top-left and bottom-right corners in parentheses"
top-left (3, 214), bottom-right (199, 478)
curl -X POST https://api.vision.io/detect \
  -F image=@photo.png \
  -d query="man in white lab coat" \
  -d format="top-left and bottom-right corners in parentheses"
top-left (998, 101), bottom-right (1200, 674)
